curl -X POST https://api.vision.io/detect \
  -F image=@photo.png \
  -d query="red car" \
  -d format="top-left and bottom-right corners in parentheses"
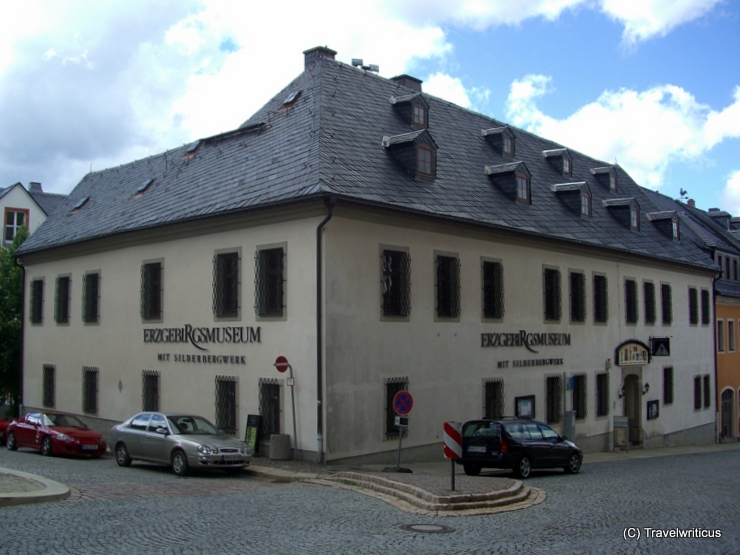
top-left (6, 411), bottom-right (107, 457)
top-left (0, 417), bottom-right (9, 446)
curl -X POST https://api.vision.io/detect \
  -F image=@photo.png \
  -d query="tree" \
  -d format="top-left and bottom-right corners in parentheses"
top-left (0, 226), bottom-right (28, 418)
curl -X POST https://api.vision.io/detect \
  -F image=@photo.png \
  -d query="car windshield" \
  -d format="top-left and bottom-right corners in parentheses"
top-left (43, 414), bottom-right (86, 428)
top-left (463, 422), bottom-right (500, 438)
top-left (168, 415), bottom-right (219, 435)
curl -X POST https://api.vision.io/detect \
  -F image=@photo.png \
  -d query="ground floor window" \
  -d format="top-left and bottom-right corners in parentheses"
top-left (43, 365), bottom-right (55, 408)
top-left (572, 374), bottom-right (587, 420)
top-left (82, 367), bottom-right (98, 414)
top-left (663, 367), bottom-right (674, 405)
top-left (385, 377), bottom-right (409, 439)
top-left (703, 374), bottom-right (711, 409)
top-left (694, 376), bottom-right (702, 410)
top-left (142, 370), bottom-right (160, 411)
top-left (596, 373), bottom-right (609, 417)
top-left (215, 376), bottom-right (237, 435)
top-left (259, 378), bottom-right (280, 441)
top-left (545, 375), bottom-right (562, 424)
top-left (484, 378), bottom-right (504, 419)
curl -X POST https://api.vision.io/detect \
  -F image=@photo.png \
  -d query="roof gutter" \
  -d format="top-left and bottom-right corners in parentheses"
top-left (316, 196), bottom-right (335, 464)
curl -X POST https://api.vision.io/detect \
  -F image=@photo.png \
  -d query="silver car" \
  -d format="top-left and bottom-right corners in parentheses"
top-left (110, 412), bottom-right (251, 476)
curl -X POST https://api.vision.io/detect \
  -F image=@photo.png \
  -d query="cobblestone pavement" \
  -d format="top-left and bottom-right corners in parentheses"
top-left (1, 447), bottom-right (739, 554)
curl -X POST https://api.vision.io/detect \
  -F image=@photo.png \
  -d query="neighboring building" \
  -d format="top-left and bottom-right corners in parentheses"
top-left (16, 47), bottom-right (718, 463)
top-left (1, 182), bottom-right (66, 245)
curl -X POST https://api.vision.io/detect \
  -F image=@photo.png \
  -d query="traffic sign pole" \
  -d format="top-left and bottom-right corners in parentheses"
top-left (383, 391), bottom-right (414, 474)
top-left (275, 356), bottom-right (298, 461)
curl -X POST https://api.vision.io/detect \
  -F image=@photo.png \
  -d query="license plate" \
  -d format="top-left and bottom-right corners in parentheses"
top-left (81, 444), bottom-right (99, 451)
top-left (221, 454), bottom-right (241, 461)
top-left (467, 445), bottom-right (486, 453)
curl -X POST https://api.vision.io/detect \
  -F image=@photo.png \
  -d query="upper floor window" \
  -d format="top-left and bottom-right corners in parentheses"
top-left (255, 247), bottom-right (285, 317)
top-left (563, 156), bottom-right (571, 175)
top-left (688, 287), bottom-right (698, 325)
top-left (82, 272), bottom-right (100, 324)
top-left (630, 206), bottom-right (640, 230)
top-left (503, 134), bottom-right (514, 157)
top-left (625, 279), bottom-right (638, 324)
top-left (570, 271), bottom-right (585, 323)
top-left (141, 262), bottom-right (163, 321)
top-left (436, 255), bottom-right (460, 319)
top-left (701, 289), bottom-right (711, 325)
top-left (416, 144), bottom-right (433, 177)
top-left (516, 174), bottom-right (530, 203)
top-left (717, 320), bottom-right (725, 352)
top-left (55, 276), bottom-right (70, 324)
top-left (661, 283), bottom-right (672, 325)
top-left (381, 249), bottom-right (411, 317)
top-left (482, 260), bottom-right (504, 319)
top-left (593, 274), bottom-right (608, 323)
top-left (644, 281), bottom-right (656, 325)
top-left (543, 268), bottom-right (561, 322)
top-left (213, 251), bottom-right (240, 318)
top-left (412, 103), bottom-right (426, 127)
top-left (30, 278), bottom-right (43, 324)
top-left (729, 319), bottom-right (736, 351)
top-left (4, 208), bottom-right (28, 244)
top-left (672, 219), bottom-right (680, 240)
top-left (581, 191), bottom-right (591, 217)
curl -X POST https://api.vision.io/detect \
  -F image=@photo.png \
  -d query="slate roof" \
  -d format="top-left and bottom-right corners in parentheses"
top-left (1, 182), bottom-right (67, 216)
top-left (15, 49), bottom-right (717, 272)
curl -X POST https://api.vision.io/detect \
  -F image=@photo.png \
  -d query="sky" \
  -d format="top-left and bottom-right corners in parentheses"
top-left (1, 0), bottom-right (739, 213)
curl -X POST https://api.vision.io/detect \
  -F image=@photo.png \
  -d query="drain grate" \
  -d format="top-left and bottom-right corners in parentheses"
top-left (399, 524), bottom-right (455, 534)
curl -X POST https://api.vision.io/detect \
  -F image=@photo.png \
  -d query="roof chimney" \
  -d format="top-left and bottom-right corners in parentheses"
top-left (303, 46), bottom-right (337, 70)
top-left (687, 199), bottom-right (695, 207)
top-left (391, 74), bottom-right (423, 93)
top-left (29, 182), bottom-right (43, 193)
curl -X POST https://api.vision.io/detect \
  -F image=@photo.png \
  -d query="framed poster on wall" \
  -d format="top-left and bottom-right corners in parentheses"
top-left (515, 395), bottom-right (535, 419)
top-left (245, 414), bottom-right (261, 454)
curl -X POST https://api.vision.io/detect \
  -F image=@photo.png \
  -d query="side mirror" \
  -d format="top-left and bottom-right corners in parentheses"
top-left (155, 427), bottom-right (169, 435)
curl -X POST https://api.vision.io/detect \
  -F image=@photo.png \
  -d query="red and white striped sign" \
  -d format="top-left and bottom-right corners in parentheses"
top-left (443, 421), bottom-right (462, 459)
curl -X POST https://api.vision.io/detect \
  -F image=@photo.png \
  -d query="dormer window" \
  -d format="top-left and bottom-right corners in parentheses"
top-left (482, 127), bottom-right (515, 157)
top-left (417, 144), bottom-right (433, 176)
top-left (647, 211), bottom-right (679, 240)
top-left (630, 206), bottom-right (640, 230)
top-left (672, 219), bottom-right (679, 240)
top-left (591, 166), bottom-right (618, 193)
top-left (382, 129), bottom-right (437, 181)
top-left (390, 94), bottom-right (429, 129)
top-left (581, 191), bottom-right (591, 217)
top-left (503, 135), bottom-right (513, 157)
top-left (543, 148), bottom-right (572, 176)
top-left (516, 174), bottom-right (530, 203)
top-left (413, 104), bottom-right (426, 127)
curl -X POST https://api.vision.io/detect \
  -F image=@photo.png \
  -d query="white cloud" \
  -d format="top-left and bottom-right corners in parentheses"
top-left (505, 75), bottom-right (740, 190)
top-left (600, 0), bottom-right (723, 45)
top-left (424, 73), bottom-right (490, 110)
top-left (721, 170), bottom-right (740, 215)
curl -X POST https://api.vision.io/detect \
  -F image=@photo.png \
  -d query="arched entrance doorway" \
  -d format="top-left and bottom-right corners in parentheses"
top-left (624, 374), bottom-right (642, 445)
top-left (721, 389), bottom-right (734, 439)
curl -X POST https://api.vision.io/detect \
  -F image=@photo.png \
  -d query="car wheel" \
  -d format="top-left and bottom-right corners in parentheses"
top-left (41, 436), bottom-right (53, 457)
top-left (172, 450), bottom-right (189, 477)
top-left (514, 456), bottom-right (531, 479)
top-left (564, 453), bottom-right (581, 474)
top-left (7, 432), bottom-right (17, 451)
top-left (115, 443), bottom-right (132, 467)
top-left (463, 464), bottom-right (481, 476)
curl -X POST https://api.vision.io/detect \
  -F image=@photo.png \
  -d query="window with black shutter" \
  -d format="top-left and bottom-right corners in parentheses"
top-left (436, 255), bottom-right (460, 318)
top-left (482, 261), bottom-right (503, 319)
top-left (43, 365), bottom-right (55, 408)
top-left (703, 374), bottom-right (711, 408)
top-left (82, 367), bottom-right (98, 414)
top-left (644, 281), bottom-right (655, 325)
top-left (596, 373), bottom-right (609, 417)
top-left (546, 375), bottom-right (562, 424)
top-left (661, 283), bottom-right (672, 325)
top-left (625, 279), bottom-right (638, 324)
top-left (663, 367), bottom-right (674, 405)
top-left (593, 274), bottom-right (608, 323)
top-left (688, 287), bottom-right (698, 325)
top-left (701, 289), bottom-right (711, 325)
top-left (694, 375), bottom-right (702, 410)
top-left (30, 279), bottom-right (43, 324)
top-left (572, 374), bottom-right (587, 420)
top-left (544, 268), bottom-right (561, 321)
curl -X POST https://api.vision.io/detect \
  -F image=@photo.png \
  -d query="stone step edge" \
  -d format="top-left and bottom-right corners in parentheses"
top-left (332, 471), bottom-right (524, 504)
top-left (317, 474), bottom-right (536, 512)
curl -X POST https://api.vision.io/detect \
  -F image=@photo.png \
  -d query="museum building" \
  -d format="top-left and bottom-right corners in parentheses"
top-left (16, 47), bottom-right (718, 463)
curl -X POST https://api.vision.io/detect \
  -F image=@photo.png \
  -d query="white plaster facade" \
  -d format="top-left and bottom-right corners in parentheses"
top-left (20, 202), bottom-right (716, 462)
